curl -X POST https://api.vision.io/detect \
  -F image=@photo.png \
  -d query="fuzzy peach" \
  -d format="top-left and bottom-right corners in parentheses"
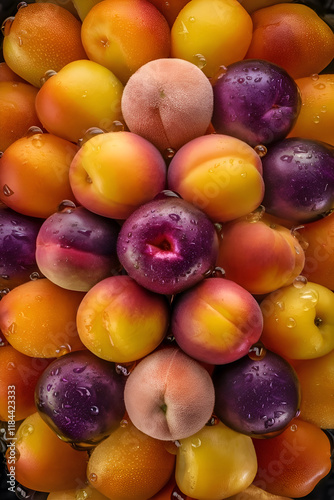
top-left (69, 131), bottom-right (166, 219)
top-left (121, 58), bottom-right (214, 153)
top-left (0, 278), bottom-right (85, 358)
top-left (81, 0), bottom-right (171, 84)
top-left (216, 214), bottom-right (305, 295)
top-left (171, 0), bottom-right (253, 79)
top-left (167, 134), bottom-right (264, 222)
top-left (35, 59), bottom-right (123, 143)
top-left (171, 277), bottom-right (263, 365)
top-left (124, 347), bottom-right (215, 441)
top-left (288, 74), bottom-right (334, 146)
top-left (0, 132), bottom-right (77, 218)
top-left (76, 275), bottom-right (169, 363)
top-left (245, 3), bottom-right (334, 80)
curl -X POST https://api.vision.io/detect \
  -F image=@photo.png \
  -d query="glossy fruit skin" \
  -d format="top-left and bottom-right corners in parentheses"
top-left (35, 205), bottom-right (121, 291)
top-left (213, 349), bottom-right (301, 437)
top-left (116, 194), bottom-right (219, 295)
top-left (212, 59), bottom-right (301, 147)
top-left (261, 138), bottom-right (334, 223)
top-left (35, 350), bottom-right (126, 446)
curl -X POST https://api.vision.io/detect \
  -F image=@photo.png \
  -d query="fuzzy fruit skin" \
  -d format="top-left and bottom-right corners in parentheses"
top-left (171, 277), bottom-right (263, 365)
top-left (212, 59), bottom-right (301, 147)
top-left (213, 350), bottom-right (301, 437)
top-left (35, 350), bottom-right (126, 446)
top-left (117, 194), bottom-right (219, 295)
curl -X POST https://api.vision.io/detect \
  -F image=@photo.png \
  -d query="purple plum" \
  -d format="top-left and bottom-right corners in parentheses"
top-left (213, 349), bottom-right (301, 437)
top-left (35, 205), bottom-right (121, 291)
top-left (212, 59), bottom-right (301, 147)
top-left (261, 138), bottom-right (334, 223)
top-left (116, 192), bottom-right (219, 295)
top-left (35, 350), bottom-right (126, 447)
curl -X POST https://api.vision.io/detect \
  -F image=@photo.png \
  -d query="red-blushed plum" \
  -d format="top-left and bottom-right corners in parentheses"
top-left (216, 214), bottom-right (305, 295)
top-left (124, 347), bottom-right (215, 441)
top-left (252, 419), bottom-right (332, 498)
top-left (212, 59), bottom-right (301, 147)
top-left (0, 206), bottom-right (43, 290)
top-left (121, 58), bottom-right (214, 153)
top-left (245, 3), bottom-right (334, 80)
top-left (76, 275), bottom-right (169, 362)
top-left (35, 205), bottom-right (121, 292)
top-left (288, 74), bottom-right (334, 147)
top-left (7, 412), bottom-right (89, 492)
top-left (260, 281), bottom-right (334, 360)
top-left (35, 60), bottom-right (123, 143)
top-left (69, 131), bottom-right (167, 220)
top-left (0, 132), bottom-right (77, 218)
top-left (171, 0), bottom-right (253, 79)
top-left (0, 278), bottom-right (85, 358)
top-left (81, 0), bottom-right (171, 84)
top-left (213, 349), bottom-right (301, 437)
top-left (297, 211), bottom-right (334, 290)
top-left (171, 277), bottom-right (263, 365)
top-left (167, 134), bottom-right (264, 222)
top-left (175, 421), bottom-right (257, 499)
top-left (2, 2), bottom-right (87, 88)
top-left (0, 81), bottom-right (43, 153)
top-left (261, 138), bottom-right (334, 223)
top-left (86, 420), bottom-right (175, 500)
top-left (35, 350), bottom-right (126, 446)
top-left (116, 193), bottom-right (219, 294)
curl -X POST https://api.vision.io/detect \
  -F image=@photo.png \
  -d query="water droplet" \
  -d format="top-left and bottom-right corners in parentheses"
top-left (248, 342), bottom-right (266, 361)
top-left (192, 53), bottom-right (206, 69)
top-left (313, 115), bottom-right (320, 124)
top-left (86, 174), bottom-right (93, 184)
top-left (286, 317), bottom-right (296, 328)
top-left (6, 361), bottom-right (15, 370)
top-left (315, 83), bottom-right (326, 90)
top-left (90, 406), bottom-right (99, 415)
top-left (265, 418), bottom-right (275, 428)
top-left (78, 126), bottom-right (105, 147)
top-left (3, 185), bottom-right (14, 197)
top-left (29, 271), bottom-right (41, 281)
top-left (163, 147), bottom-right (176, 161)
top-left (120, 419), bottom-right (128, 428)
top-left (169, 213), bottom-right (180, 221)
top-left (111, 120), bottom-right (124, 132)
top-left (31, 134), bottom-right (44, 148)
top-left (7, 322), bottom-right (17, 335)
top-left (15, 485), bottom-right (36, 500)
top-left (246, 205), bottom-right (265, 223)
top-left (20, 424), bottom-right (34, 437)
top-left (191, 437), bottom-right (201, 448)
top-left (290, 423), bottom-right (298, 432)
top-left (311, 74), bottom-right (319, 81)
top-left (46, 384), bottom-right (52, 392)
top-left (40, 69), bottom-right (57, 86)
top-left (26, 126), bottom-right (44, 137)
top-left (212, 266), bottom-right (225, 278)
top-left (299, 288), bottom-right (318, 311)
top-left (73, 365), bottom-right (87, 374)
top-left (275, 300), bottom-right (285, 311)
top-left (1, 17), bottom-right (15, 37)
top-left (320, 105), bottom-right (327, 113)
top-left (58, 199), bottom-right (76, 213)
top-left (293, 275), bottom-right (308, 288)
top-left (17, 2), bottom-right (28, 9)
top-left (280, 154), bottom-right (293, 163)
top-left (254, 144), bottom-right (267, 157)
top-left (89, 473), bottom-right (98, 483)
top-left (55, 344), bottom-right (71, 356)
top-left (237, 77), bottom-right (245, 83)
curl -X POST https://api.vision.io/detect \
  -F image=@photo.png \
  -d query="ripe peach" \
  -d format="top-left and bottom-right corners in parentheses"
top-left (124, 347), bottom-right (215, 440)
top-left (81, 0), bottom-right (171, 84)
top-left (0, 81), bottom-right (42, 153)
top-left (69, 131), bottom-right (166, 220)
top-left (167, 134), bottom-right (264, 222)
top-left (288, 74), bottom-right (334, 146)
top-left (216, 214), bottom-right (305, 295)
top-left (121, 58), bottom-right (214, 153)
top-left (171, 0), bottom-right (253, 79)
top-left (76, 275), bottom-right (169, 363)
top-left (2, 2), bottom-right (87, 88)
top-left (245, 4), bottom-right (334, 79)
top-left (297, 212), bottom-right (334, 290)
top-left (171, 277), bottom-right (263, 365)
top-left (35, 59), bottom-right (123, 143)
top-left (0, 278), bottom-right (85, 358)
top-left (0, 132), bottom-right (77, 218)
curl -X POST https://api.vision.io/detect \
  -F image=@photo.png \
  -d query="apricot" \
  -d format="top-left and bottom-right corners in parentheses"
top-left (167, 134), bottom-right (264, 222)
top-left (8, 412), bottom-right (88, 492)
top-left (0, 81), bottom-right (42, 153)
top-left (0, 278), bottom-right (85, 358)
top-left (171, 0), bottom-right (253, 79)
top-left (288, 74), bottom-right (334, 146)
top-left (87, 420), bottom-right (175, 500)
top-left (2, 2), bottom-right (87, 88)
top-left (245, 4), bottom-right (334, 79)
top-left (121, 58), bottom-right (213, 153)
top-left (0, 132), bottom-right (77, 218)
top-left (35, 59), bottom-right (124, 143)
top-left (81, 0), bottom-right (171, 84)
top-left (69, 131), bottom-right (166, 220)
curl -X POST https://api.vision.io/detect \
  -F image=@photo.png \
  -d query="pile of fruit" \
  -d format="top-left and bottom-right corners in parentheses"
top-left (0, 0), bottom-right (334, 499)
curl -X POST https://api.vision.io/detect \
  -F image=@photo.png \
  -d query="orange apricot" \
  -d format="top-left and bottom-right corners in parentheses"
top-left (0, 81), bottom-right (43, 153)
top-left (0, 278), bottom-right (85, 358)
top-left (2, 2), bottom-right (87, 88)
top-left (0, 132), bottom-right (77, 218)
top-left (245, 3), bottom-right (334, 79)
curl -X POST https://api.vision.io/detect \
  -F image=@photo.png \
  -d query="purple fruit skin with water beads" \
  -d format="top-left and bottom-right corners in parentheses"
top-left (35, 350), bottom-right (126, 446)
top-left (213, 349), bottom-right (301, 438)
